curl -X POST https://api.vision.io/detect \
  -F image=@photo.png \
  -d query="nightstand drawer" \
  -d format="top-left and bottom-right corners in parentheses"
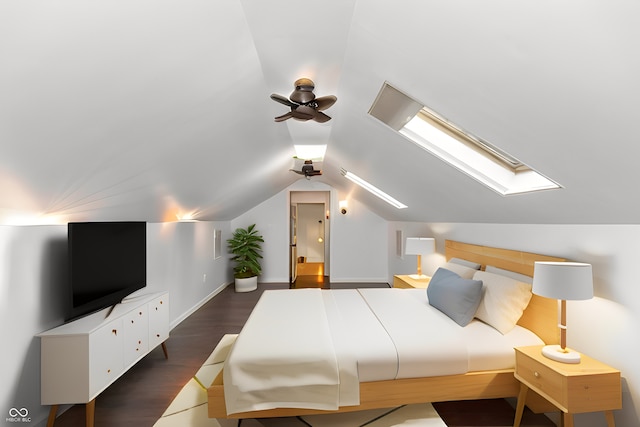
top-left (515, 346), bottom-right (622, 414)
top-left (516, 351), bottom-right (564, 404)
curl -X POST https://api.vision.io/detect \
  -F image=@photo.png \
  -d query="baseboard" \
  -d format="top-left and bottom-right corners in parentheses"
top-left (170, 282), bottom-right (231, 330)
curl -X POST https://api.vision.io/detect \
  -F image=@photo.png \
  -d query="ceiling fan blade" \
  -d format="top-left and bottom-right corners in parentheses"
top-left (289, 169), bottom-right (304, 175)
top-left (315, 95), bottom-right (337, 111)
top-left (291, 106), bottom-right (315, 121)
top-left (270, 93), bottom-right (297, 107)
top-left (274, 111), bottom-right (294, 122)
top-left (312, 111), bottom-right (332, 123)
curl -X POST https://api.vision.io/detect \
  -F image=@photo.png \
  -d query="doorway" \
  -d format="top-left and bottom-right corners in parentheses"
top-left (290, 192), bottom-right (330, 288)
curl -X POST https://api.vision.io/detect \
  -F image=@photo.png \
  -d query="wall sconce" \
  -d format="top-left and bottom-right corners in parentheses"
top-left (339, 200), bottom-right (348, 215)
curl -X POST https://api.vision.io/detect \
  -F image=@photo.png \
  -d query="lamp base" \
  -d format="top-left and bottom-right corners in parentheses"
top-left (408, 274), bottom-right (429, 280)
top-left (541, 344), bottom-right (581, 364)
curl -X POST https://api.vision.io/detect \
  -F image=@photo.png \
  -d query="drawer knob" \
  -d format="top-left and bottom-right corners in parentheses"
top-left (534, 371), bottom-right (540, 378)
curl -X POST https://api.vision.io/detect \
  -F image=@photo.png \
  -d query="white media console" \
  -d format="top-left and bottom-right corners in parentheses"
top-left (38, 291), bottom-right (169, 427)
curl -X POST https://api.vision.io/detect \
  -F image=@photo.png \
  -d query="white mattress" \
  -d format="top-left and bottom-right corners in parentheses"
top-left (356, 288), bottom-right (469, 379)
top-left (404, 288), bottom-right (544, 371)
top-left (222, 287), bottom-right (544, 415)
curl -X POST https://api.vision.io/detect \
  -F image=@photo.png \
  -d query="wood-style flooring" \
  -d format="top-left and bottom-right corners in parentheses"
top-left (49, 283), bottom-right (555, 427)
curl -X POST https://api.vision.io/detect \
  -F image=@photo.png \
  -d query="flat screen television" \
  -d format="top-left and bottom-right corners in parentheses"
top-left (67, 221), bottom-right (147, 321)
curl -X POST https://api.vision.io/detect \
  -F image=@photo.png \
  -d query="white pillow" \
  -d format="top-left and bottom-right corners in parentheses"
top-left (485, 265), bottom-right (533, 284)
top-left (448, 257), bottom-right (482, 270)
top-left (473, 270), bottom-right (533, 334)
top-left (443, 258), bottom-right (481, 279)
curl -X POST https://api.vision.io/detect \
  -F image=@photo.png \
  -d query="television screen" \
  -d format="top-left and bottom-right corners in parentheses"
top-left (67, 221), bottom-right (146, 321)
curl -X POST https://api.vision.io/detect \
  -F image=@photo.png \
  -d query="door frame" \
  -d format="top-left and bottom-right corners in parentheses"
top-left (289, 191), bottom-right (330, 284)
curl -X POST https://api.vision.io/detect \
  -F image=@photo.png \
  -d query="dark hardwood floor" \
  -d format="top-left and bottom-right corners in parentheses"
top-left (50, 283), bottom-right (555, 427)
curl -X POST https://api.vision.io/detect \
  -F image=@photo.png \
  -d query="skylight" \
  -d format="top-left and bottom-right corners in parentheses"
top-left (294, 144), bottom-right (326, 160)
top-left (341, 168), bottom-right (408, 209)
top-left (369, 83), bottom-right (561, 196)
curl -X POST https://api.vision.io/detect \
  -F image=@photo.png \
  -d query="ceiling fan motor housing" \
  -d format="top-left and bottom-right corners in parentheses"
top-left (301, 161), bottom-right (315, 174)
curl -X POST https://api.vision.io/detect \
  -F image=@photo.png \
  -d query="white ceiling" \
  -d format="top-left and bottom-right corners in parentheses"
top-left (2, 0), bottom-right (639, 225)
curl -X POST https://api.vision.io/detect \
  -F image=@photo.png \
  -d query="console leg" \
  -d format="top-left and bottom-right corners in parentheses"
top-left (47, 405), bottom-right (58, 427)
top-left (86, 399), bottom-right (96, 427)
top-left (161, 341), bottom-right (169, 359)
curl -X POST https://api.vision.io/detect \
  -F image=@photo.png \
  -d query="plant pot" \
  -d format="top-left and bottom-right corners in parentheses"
top-left (234, 276), bottom-right (258, 293)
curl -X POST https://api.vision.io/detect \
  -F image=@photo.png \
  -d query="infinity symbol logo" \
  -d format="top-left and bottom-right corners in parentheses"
top-left (8, 407), bottom-right (28, 417)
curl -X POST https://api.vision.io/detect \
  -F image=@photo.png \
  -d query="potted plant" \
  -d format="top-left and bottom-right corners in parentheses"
top-left (227, 224), bottom-right (264, 292)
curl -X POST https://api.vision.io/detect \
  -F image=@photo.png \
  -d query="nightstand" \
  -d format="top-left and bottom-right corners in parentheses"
top-left (513, 345), bottom-right (621, 427)
top-left (392, 274), bottom-right (431, 289)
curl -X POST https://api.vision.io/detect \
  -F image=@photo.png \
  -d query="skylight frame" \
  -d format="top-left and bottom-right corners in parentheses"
top-left (369, 82), bottom-right (562, 196)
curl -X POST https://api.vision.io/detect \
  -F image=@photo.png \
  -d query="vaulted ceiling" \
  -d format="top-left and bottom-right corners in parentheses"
top-left (2, 1), bottom-right (639, 225)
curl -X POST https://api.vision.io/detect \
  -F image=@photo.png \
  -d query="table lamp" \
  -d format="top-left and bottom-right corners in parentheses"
top-left (532, 261), bottom-right (594, 363)
top-left (405, 237), bottom-right (435, 279)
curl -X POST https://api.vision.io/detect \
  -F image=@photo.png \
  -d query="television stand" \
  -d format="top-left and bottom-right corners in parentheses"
top-left (38, 292), bottom-right (170, 427)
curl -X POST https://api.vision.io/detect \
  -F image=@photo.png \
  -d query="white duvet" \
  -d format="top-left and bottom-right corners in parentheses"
top-left (222, 288), bottom-right (543, 415)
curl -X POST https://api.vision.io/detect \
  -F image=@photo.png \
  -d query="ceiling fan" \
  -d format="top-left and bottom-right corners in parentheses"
top-left (270, 78), bottom-right (337, 123)
top-left (290, 159), bottom-right (322, 179)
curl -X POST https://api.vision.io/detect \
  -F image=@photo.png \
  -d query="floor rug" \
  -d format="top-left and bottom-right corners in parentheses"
top-left (154, 334), bottom-right (447, 427)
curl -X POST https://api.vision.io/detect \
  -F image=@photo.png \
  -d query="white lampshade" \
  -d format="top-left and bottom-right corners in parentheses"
top-left (532, 262), bottom-right (594, 301)
top-left (532, 261), bottom-right (593, 364)
top-left (405, 237), bottom-right (435, 255)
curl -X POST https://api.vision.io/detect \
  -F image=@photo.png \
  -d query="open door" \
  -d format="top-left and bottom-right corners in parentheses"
top-left (290, 191), bottom-right (330, 288)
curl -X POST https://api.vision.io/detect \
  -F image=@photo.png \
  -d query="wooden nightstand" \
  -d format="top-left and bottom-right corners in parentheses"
top-left (392, 274), bottom-right (431, 289)
top-left (513, 345), bottom-right (621, 427)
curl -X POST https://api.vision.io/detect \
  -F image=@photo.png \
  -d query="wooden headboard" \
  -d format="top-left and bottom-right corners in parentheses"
top-left (444, 240), bottom-right (564, 345)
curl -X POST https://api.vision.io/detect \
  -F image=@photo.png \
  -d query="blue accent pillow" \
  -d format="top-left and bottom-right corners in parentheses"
top-left (427, 267), bottom-right (483, 327)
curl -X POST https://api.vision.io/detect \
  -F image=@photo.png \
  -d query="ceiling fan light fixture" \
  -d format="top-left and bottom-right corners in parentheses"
top-left (271, 78), bottom-right (337, 123)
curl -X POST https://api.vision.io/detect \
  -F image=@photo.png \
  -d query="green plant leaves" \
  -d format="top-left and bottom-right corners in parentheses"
top-left (227, 224), bottom-right (264, 277)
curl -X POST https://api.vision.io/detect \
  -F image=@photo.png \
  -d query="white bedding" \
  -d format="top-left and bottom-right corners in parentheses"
top-left (223, 287), bottom-right (543, 415)
top-left (223, 289), bottom-right (358, 414)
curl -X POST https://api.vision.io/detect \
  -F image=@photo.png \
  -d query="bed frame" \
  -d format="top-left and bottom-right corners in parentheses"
top-left (207, 239), bottom-right (564, 419)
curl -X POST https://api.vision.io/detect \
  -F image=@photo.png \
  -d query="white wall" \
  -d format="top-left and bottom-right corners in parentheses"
top-left (389, 222), bottom-right (640, 426)
top-left (232, 180), bottom-right (389, 283)
top-left (0, 220), bottom-right (231, 427)
top-left (329, 194), bottom-right (388, 282)
top-left (146, 221), bottom-right (232, 326)
top-left (1, 225), bottom-right (67, 427)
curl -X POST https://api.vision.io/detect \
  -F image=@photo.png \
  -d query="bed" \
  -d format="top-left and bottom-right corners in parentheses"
top-left (207, 240), bottom-right (565, 419)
